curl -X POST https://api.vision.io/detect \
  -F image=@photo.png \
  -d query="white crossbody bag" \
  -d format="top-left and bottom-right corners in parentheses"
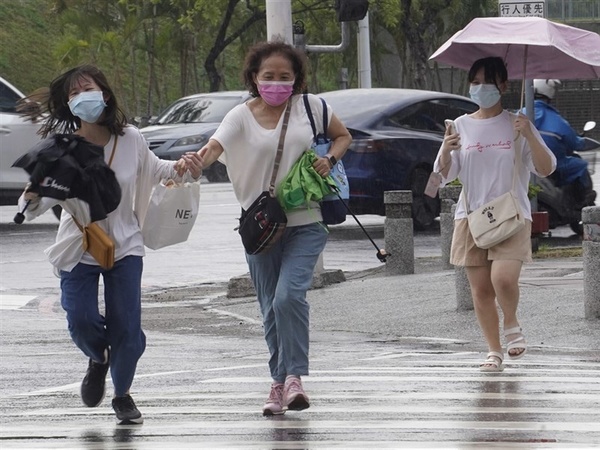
top-left (464, 145), bottom-right (526, 249)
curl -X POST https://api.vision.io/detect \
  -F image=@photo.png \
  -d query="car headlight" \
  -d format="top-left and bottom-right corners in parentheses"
top-left (172, 134), bottom-right (208, 147)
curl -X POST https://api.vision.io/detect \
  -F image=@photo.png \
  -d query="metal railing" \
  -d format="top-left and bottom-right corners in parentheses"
top-left (547, 0), bottom-right (600, 21)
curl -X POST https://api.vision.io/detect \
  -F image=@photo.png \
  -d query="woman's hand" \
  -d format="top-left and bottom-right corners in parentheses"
top-left (313, 156), bottom-right (332, 178)
top-left (514, 113), bottom-right (534, 139)
top-left (442, 123), bottom-right (461, 154)
top-left (21, 183), bottom-right (41, 212)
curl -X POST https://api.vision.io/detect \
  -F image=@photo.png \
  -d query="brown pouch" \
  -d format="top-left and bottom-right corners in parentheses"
top-left (81, 222), bottom-right (115, 270)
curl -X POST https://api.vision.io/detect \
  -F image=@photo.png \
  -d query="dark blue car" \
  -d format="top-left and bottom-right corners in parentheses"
top-left (320, 88), bottom-right (478, 230)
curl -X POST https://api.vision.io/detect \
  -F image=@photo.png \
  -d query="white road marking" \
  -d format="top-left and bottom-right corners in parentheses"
top-left (0, 294), bottom-right (37, 310)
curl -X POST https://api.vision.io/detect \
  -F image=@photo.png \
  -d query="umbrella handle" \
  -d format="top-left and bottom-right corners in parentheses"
top-left (519, 45), bottom-right (528, 111)
top-left (13, 200), bottom-right (31, 224)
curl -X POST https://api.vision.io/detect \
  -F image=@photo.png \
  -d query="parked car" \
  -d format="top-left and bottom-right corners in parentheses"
top-left (0, 76), bottom-right (44, 207)
top-left (319, 88), bottom-right (478, 230)
top-left (140, 91), bottom-right (253, 182)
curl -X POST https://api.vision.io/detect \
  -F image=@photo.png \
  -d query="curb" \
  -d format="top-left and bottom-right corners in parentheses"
top-left (226, 269), bottom-right (346, 298)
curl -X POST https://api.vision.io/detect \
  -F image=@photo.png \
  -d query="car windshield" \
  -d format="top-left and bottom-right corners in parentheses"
top-left (156, 95), bottom-right (245, 125)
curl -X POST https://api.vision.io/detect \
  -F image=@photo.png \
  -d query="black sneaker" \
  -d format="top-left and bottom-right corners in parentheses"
top-left (112, 395), bottom-right (144, 425)
top-left (80, 349), bottom-right (109, 407)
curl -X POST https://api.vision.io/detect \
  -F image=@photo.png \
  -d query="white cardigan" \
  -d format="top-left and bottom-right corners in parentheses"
top-left (19, 125), bottom-right (197, 271)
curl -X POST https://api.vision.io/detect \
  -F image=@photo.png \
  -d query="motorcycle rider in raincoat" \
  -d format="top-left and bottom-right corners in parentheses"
top-left (529, 79), bottom-right (595, 205)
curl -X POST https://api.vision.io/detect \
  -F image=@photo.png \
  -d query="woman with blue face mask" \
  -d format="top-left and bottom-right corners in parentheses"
top-left (433, 57), bottom-right (556, 373)
top-left (17, 65), bottom-right (202, 425)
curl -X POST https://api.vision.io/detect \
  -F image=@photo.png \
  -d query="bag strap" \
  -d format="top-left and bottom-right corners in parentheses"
top-left (71, 134), bottom-right (119, 227)
top-left (107, 134), bottom-right (118, 167)
top-left (462, 114), bottom-right (520, 213)
top-left (303, 94), bottom-right (317, 141)
top-left (320, 98), bottom-right (328, 138)
top-left (269, 100), bottom-right (292, 196)
top-left (303, 93), bottom-right (328, 140)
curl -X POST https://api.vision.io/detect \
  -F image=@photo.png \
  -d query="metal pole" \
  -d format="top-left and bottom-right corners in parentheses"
top-left (266, 0), bottom-right (293, 44)
top-left (357, 12), bottom-right (371, 88)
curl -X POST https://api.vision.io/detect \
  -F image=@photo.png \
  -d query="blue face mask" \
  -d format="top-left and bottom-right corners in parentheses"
top-left (68, 91), bottom-right (107, 123)
top-left (469, 84), bottom-right (501, 109)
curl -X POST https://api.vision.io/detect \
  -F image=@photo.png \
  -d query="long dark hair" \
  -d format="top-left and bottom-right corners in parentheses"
top-left (36, 65), bottom-right (128, 138)
top-left (242, 41), bottom-right (307, 98)
top-left (468, 57), bottom-right (508, 90)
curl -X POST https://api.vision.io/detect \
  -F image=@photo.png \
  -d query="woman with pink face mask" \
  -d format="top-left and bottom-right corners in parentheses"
top-left (193, 41), bottom-right (352, 416)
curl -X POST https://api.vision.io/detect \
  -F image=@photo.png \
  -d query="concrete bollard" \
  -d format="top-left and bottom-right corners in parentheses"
top-left (439, 185), bottom-right (462, 270)
top-left (384, 190), bottom-right (414, 275)
top-left (451, 203), bottom-right (474, 311)
top-left (583, 206), bottom-right (600, 319)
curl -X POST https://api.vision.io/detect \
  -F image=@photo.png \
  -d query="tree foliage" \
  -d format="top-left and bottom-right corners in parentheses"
top-left (1, 0), bottom-right (496, 119)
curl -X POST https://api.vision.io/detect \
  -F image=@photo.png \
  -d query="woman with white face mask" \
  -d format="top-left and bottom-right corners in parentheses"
top-left (433, 57), bottom-right (556, 373)
top-left (18, 65), bottom-right (202, 425)
top-left (193, 41), bottom-right (352, 416)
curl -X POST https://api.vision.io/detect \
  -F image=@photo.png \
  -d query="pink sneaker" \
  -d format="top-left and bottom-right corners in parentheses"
top-left (262, 383), bottom-right (285, 416)
top-left (283, 376), bottom-right (309, 411)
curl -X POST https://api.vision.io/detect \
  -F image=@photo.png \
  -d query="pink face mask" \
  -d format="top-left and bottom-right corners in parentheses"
top-left (257, 80), bottom-right (294, 106)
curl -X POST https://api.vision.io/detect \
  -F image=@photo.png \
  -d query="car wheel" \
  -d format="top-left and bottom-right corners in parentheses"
top-left (205, 161), bottom-right (229, 183)
top-left (52, 205), bottom-right (62, 220)
top-left (411, 167), bottom-right (439, 231)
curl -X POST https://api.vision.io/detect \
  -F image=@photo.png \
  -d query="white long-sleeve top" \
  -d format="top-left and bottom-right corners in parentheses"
top-left (433, 110), bottom-right (556, 221)
top-left (19, 125), bottom-right (196, 271)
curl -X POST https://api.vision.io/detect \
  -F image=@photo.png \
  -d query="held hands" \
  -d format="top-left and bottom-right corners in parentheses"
top-left (175, 151), bottom-right (204, 179)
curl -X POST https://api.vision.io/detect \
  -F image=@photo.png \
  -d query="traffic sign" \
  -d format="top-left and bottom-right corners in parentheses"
top-left (498, 0), bottom-right (545, 17)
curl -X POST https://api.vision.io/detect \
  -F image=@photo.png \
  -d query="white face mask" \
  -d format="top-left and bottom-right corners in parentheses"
top-left (68, 90), bottom-right (107, 123)
top-left (469, 84), bottom-right (501, 109)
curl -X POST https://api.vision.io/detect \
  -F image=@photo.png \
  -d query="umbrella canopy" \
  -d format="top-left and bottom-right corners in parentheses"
top-left (12, 134), bottom-right (121, 222)
top-left (429, 17), bottom-right (600, 80)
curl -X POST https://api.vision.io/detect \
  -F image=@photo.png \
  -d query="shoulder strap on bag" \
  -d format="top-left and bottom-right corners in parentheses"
top-left (108, 134), bottom-right (118, 167)
top-left (71, 134), bottom-right (118, 228)
top-left (320, 97), bottom-right (328, 138)
top-left (269, 100), bottom-right (292, 196)
top-left (303, 93), bottom-right (328, 139)
top-left (303, 93), bottom-right (318, 141)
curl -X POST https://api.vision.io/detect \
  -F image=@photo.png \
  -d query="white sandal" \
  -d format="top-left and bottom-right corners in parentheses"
top-left (479, 351), bottom-right (504, 372)
top-left (505, 326), bottom-right (528, 360)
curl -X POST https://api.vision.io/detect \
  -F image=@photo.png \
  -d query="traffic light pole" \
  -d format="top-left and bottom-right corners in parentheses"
top-left (266, 0), bottom-right (293, 44)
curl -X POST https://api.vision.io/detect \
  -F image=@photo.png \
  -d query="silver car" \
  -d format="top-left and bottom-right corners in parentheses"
top-left (0, 76), bottom-right (44, 206)
top-left (140, 91), bottom-right (252, 182)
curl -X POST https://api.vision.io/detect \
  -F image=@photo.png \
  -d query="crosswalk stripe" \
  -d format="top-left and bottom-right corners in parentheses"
top-left (0, 294), bottom-right (37, 310)
top-left (2, 350), bottom-right (599, 447)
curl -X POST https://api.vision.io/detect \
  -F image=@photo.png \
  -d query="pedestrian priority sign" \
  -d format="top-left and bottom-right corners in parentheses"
top-left (498, 0), bottom-right (545, 17)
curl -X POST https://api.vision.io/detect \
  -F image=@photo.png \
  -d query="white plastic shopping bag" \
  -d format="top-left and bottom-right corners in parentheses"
top-left (142, 180), bottom-right (200, 250)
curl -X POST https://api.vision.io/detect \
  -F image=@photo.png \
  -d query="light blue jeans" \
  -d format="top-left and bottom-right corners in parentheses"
top-left (246, 223), bottom-right (328, 384)
top-left (60, 255), bottom-right (146, 396)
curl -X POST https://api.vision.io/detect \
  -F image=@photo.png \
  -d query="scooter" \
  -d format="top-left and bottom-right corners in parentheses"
top-left (536, 121), bottom-right (598, 235)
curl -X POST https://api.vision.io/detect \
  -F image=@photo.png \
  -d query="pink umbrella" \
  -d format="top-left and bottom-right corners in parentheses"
top-left (429, 16), bottom-right (600, 80)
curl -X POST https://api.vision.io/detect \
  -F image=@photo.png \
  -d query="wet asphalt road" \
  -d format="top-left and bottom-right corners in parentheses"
top-left (1, 182), bottom-right (599, 448)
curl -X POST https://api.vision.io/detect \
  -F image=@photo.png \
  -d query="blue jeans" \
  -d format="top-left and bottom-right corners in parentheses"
top-left (246, 223), bottom-right (328, 383)
top-left (60, 255), bottom-right (146, 396)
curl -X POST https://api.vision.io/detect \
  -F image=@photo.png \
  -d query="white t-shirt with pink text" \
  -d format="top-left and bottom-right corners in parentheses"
top-left (434, 110), bottom-right (555, 221)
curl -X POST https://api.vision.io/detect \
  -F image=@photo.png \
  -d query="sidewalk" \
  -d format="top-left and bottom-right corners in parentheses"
top-left (217, 255), bottom-right (600, 358)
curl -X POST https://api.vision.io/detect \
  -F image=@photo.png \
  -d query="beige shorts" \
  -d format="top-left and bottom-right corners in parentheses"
top-left (450, 218), bottom-right (533, 267)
